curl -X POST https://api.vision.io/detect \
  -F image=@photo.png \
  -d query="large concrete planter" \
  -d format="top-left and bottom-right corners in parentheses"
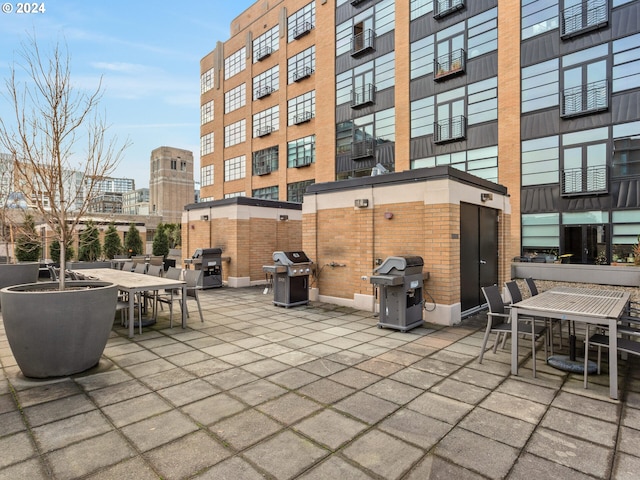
top-left (1, 281), bottom-right (118, 378)
top-left (0, 263), bottom-right (40, 308)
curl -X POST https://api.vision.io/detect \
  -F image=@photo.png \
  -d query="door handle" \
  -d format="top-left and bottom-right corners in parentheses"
top-left (480, 260), bottom-right (487, 264)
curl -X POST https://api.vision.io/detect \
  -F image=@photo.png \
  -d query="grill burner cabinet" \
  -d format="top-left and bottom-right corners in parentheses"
top-left (191, 248), bottom-right (223, 289)
top-left (370, 256), bottom-right (427, 332)
top-left (263, 251), bottom-right (313, 307)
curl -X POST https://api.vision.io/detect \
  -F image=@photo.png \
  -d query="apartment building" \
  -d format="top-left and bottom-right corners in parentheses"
top-left (200, 0), bottom-right (640, 265)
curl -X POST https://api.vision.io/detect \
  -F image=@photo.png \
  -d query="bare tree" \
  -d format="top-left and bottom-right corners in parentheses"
top-left (0, 36), bottom-right (130, 288)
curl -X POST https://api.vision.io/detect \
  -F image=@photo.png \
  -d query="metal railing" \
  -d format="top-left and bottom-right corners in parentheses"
top-left (255, 125), bottom-right (273, 138)
top-left (433, 116), bottom-right (466, 143)
top-left (351, 83), bottom-right (376, 108)
top-left (292, 156), bottom-right (313, 167)
top-left (255, 46), bottom-right (273, 62)
top-left (293, 111), bottom-right (313, 125)
top-left (561, 165), bottom-right (608, 195)
top-left (434, 49), bottom-right (466, 80)
top-left (561, 79), bottom-right (608, 117)
top-left (254, 85), bottom-right (274, 99)
top-left (561, 0), bottom-right (608, 38)
top-left (351, 139), bottom-right (375, 159)
top-left (351, 29), bottom-right (375, 56)
top-left (292, 21), bottom-right (313, 40)
top-left (292, 66), bottom-right (313, 82)
top-left (434, 0), bottom-right (465, 19)
top-left (254, 163), bottom-right (272, 176)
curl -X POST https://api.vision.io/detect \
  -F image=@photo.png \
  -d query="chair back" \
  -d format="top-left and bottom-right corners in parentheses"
top-left (184, 269), bottom-right (202, 297)
top-left (525, 277), bottom-right (539, 296)
top-left (504, 281), bottom-right (523, 304)
top-left (146, 265), bottom-right (163, 277)
top-left (165, 267), bottom-right (182, 281)
top-left (122, 261), bottom-right (134, 272)
top-left (134, 263), bottom-right (147, 274)
top-left (482, 285), bottom-right (506, 327)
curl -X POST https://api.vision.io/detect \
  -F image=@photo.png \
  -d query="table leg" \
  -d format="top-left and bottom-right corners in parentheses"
top-left (128, 293), bottom-right (134, 339)
top-left (511, 307), bottom-right (519, 376)
top-left (609, 320), bottom-right (618, 400)
top-left (181, 285), bottom-right (187, 329)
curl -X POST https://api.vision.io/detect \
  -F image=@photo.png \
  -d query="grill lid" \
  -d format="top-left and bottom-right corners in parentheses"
top-left (193, 248), bottom-right (222, 258)
top-left (374, 256), bottom-right (424, 275)
top-left (273, 251), bottom-right (311, 265)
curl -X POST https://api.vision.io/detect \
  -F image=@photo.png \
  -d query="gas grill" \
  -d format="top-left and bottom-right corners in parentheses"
top-left (263, 251), bottom-right (314, 307)
top-left (370, 256), bottom-right (428, 332)
top-left (189, 248), bottom-right (223, 289)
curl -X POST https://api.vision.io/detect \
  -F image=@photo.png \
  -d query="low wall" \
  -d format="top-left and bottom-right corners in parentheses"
top-left (511, 262), bottom-right (640, 287)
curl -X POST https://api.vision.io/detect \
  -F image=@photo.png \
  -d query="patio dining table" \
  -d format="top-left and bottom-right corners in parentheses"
top-left (78, 268), bottom-right (187, 339)
top-left (510, 286), bottom-right (630, 399)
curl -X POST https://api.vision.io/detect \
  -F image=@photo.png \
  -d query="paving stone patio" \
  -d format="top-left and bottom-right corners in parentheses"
top-left (1, 284), bottom-right (639, 479)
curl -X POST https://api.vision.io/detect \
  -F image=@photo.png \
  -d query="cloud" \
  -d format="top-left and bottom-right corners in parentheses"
top-left (90, 62), bottom-right (149, 74)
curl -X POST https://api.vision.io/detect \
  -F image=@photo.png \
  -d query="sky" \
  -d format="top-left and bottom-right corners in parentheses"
top-left (0, 0), bottom-right (256, 189)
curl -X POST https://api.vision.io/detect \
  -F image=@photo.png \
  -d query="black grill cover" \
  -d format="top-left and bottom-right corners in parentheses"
top-left (273, 251), bottom-right (311, 265)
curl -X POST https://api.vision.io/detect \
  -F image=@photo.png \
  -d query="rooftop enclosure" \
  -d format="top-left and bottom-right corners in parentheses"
top-left (302, 166), bottom-right (511, 326)
top-left (182, 197), bottom-right (302, 287)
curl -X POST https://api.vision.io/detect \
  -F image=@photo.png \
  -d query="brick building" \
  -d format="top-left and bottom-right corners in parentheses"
top-left (150, 146), bottom-right (195, 224)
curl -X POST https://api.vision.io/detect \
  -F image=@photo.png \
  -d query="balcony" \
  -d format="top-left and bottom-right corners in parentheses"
top-left (434, 49), bottom-right (465, 81)
top-left (433, 0), bottom-right (465, 19)
top-left (292, 156), bottom-right (313, 168)
top-left (293, 111), bottom-right (313, 125)
top-left (561, 80), bottom-right (608, 118)
top-left (561, 0), bottom-right (608, 39)
top-left (351, 84), bottom-right (376, 108)
top-left (292, 21), bottom-right (313, 40)
top-left (254, 85), bottom-right (274, 100)
top-left (351, 139), bottom-right (375, 160)
top-left (292, 66), bottom-right (313, 82)
top-left (351, 29), bottom-right (375, 56)
top-left (255, 46), bottom-right (273, 62)
top-left (254, 163), bottom-right (272, 176)
top-left (433, 116), bottom-right (466, 143)
top-left (255, 125), bottom-right (273, 138)
top-left (562, 165), bottom-right (608, 196)
top-left (350, 0), bottom-right (369, 6)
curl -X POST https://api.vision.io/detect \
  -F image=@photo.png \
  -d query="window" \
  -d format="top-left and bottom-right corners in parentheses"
top-left (467, 7), bottom-right (497, 59)
top-left (522, 59), bottom-right (559, 113)
top-left (434, 0), bottom-right (465, 19)
top-left (561, 44), bottom-right (608, 117)
top-left (224, 84), bottom-right (246, 114)
top-left (411, 146), bottom-right (498, 182)
top-left (252, 186), bottom-right (279, 200)
top-left (253, 25), bottom-right (279, 62)
top-left (181, 161), bottom-right (187, 172)
top-left (201, 100), bottom-right (214, 125)
top-left (561, 127), bottom-right (608, 195)
top-left (410, 35), bottom-right (434, 79)
top-left (253, 66), bottom-right (279, 100)
top-left (287, 135), bottom-right (315, 167)
top-left (612, 136), bottom-right (640, 177)
top-left (434, 21), bottom-right (465, 80)
top-left (253, 146), bottom-right (279, 176)
top-left (410, 0), bottom-right (433, 20)
top-left (613, 33), bottom-right (640, 93)
top-left (288, 2), bottom-right (315, 41)
top-left (336, 108), bottom-right (395, 161)
top-left (224, 191), bottom-right (246, 199)
top-left (224, 155), bottom-right (246, 182)
top-left (522, 136), bottom-right (559, 186)
top-left (288, 46), bottom-right (315, 83)
top-left (467, 77), bottom-right (497, 125)
top-left (288, 180), bottom-right (315, 203)
top-left (337, 52), bottom-right (395, 106)
top-left (201, 68), bottom-right (214, 94)
top-left (200, 133), bottom-right (214, 156)
top-left (201, 165), bottom-right (213, 187)
top-left (521, 213), bottom-right (560, 253)
top-left (561, 0), bottom-right (608, 38)
top-left (411, 97), bottom-right (434, 138)
top-left (288, 91), bottom-right (315, 125)
top-left (224, 119), bottom-right (246, 148)
top-left (253, 106), bottom-right (279, 138)
top-left (224, 47), bottom-right (246, 80)
top-left (522, 0), bottom-right (559, 40)
top-left (336, 0), bottom-right (395, 57)
top-left (434, 87), bottom-right (466, 143)
top-left (171, 160), bottom-right (177, 170)
top-left (612, 210), bottom-right (640, 263)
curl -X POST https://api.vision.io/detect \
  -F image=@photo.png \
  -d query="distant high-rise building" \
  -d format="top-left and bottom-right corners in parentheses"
top-left (123, 188), bottom-right (150, 216)
top-left (149, 146), bottom-right (195, 224)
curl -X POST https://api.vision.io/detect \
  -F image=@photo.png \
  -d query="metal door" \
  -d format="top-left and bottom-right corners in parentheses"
top-left (460, 203), bottom-right (499, 313)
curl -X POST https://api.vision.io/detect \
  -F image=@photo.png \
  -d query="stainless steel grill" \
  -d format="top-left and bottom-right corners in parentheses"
top-left (189, 248), bottom-right (223, 289)
top-left (263, 251), bottom-right (314, 307)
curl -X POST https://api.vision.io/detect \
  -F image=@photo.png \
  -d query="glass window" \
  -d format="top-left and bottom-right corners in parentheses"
top-left (467, 7), bottom-right (498, 59)
top-left (224, 47), bottom-right (246, 80)
top-left (613, 136), bottom-right (640, 177)
top-left (252, 186), bottom-right (279, 200)
top-left (253, 66), bottom-right (279, 100)
top-left (200, 133), bottom-right (214, 156)
top-left (522, 0), bottom-right (559, 40)
top-left (224, 84), bottom-right (246, 114)
top-left (375, 52), bottom-right (395, 91)
top-left (563, 211), bottom-right (609, 224)
top-left (224, 119), bottom-right (246, 148)
top-left (522, 135), bottom-right (559, 186)
top-left (410, 35), bottom-right (434, 79)
top-left (224, 155), bottom-right (246, 182)
top-left (336, 0), bottom-right (395, 57)
top-left (411, 96), bottom-right (434, 138)
top-left (288, 46), bottom-right (315, 84)
top-left (410, 0), bottom-right (433, 20)
top-left (613, 33), bottom-right (640, 93)
top-left (201, 68), bottom-right (214, 94)
top-left (288, 1), bottom-right (316, 42)
top-left (201, 100), bottom-right (214, 125)
top-left (201, 165), bottom-right (213, 187)
top-left (287, 135), bottom-right (315, 167)
top-left (224, 191), bottom-right (246, 199)
top-left (253, 25), bottom-right (279, 62)
top-left (522, 212), bottom-right (559, 249)
top-left (287, 180), bottom-right (315, 203)
top-left (288, 90), bottom-right (315, 125)
top-left (253, 106), bottom-right (279, 137)
top-left (467, 77), bottom-right (497, 125)
top-left (522, 59), bottom-right (559, 112)
top-left (253, 146), bottom-right (279, 175)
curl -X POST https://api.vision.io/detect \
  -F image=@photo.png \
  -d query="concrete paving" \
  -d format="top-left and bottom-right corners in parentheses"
top-left (1, 285), bottom-right (639, 479)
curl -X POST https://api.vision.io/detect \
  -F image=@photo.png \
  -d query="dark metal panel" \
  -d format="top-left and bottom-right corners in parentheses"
top-left (560, 109), bottom-right (612, 134)
top-left (460, 202), bottom-right (481, 311)
top-left (410, 76), bottom-right (435, 101)
top-left (466, 53), bottom-right (498, 84)
top-left (521, 110), bottom-right (561, 140)
top-left (612, 91), bottom-right (640, 124)
top-left (335, 141), bottom-right (395, 174)
top-left (479, 206), bottom-right (499, 289)
top-left (559, 29), bottom-right (611, 56)
top-left (521, 33), bottom-right (560, 67)
top-left (561, 194), bottom-right (612, 211)
top-left (410, 15), bottom-right (432, 42)
top-left (410, 136), bottom-right (434, 160)
top-left (466, 122), bottom-right (498, 149)
top-left (611, 179), bottom-right (640, 208)
top-left (612, 1), bottom-right (640, 39)
top-left (520, 186), bottom-right (560, 214)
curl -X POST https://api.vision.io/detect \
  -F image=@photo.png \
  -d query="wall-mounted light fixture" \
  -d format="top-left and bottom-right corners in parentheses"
top-left (279, 214), bottom-right (289, 221)
top-left (384, 212), bottom-right (394, 220)
top-left (481, 193), bottom-right (493, 202)
top-left (354, 199), bottom-right (369, 208)
top-left (200, 215), bottom-right (209, 221)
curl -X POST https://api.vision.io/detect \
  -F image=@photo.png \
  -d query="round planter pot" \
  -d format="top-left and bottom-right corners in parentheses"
top-left (0, 263), bottom-right (40, 308)
top-left (1, 281), bottom-right (118, 378)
